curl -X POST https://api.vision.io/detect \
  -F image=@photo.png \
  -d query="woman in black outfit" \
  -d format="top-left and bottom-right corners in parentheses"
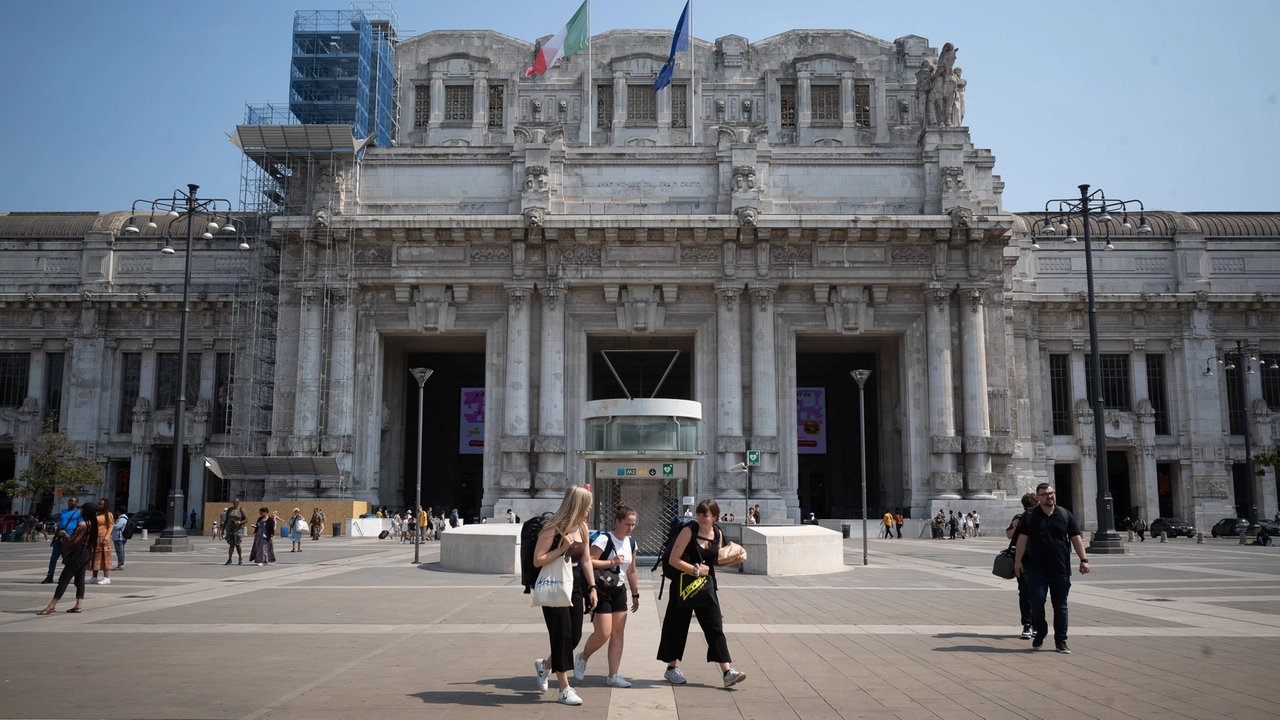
top-left (36, 508), bottom-right (95, 615)
top-left (531, 485), bottom-right (597, 706)
top-left (657, 498), bottom-right (748, 688)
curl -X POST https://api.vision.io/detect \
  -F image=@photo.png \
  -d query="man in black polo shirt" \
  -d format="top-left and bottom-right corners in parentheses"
top-left (1013, 482), bottom-right (1090, 653)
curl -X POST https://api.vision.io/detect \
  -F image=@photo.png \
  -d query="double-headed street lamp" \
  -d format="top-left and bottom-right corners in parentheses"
top-left (851, 369), bottom-right (871, 566)
top-left (1034, 184), bottom-right (1150, 555)
top-left (1204, 341), bottom-right (1270, 531)
top-left (409, 367), bottom-right (433, 563)
top-left (128, 185), bottom-right (250, 552)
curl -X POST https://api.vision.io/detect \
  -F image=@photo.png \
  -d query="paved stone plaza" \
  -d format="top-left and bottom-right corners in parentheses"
top-left (2, 535), bottom-right (1278, 719)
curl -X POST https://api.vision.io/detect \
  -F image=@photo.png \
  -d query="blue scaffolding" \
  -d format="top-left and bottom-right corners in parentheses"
top-left (287, 4), bottom-right (398, 146)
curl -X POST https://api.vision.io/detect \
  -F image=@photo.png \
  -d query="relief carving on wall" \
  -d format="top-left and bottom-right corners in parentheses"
top-left (560, 244), bottom-right (602, 265)
top-left (354, 246), bottom-right (392, 264)
top-left (471, 245), bottom-right (511, 263)
top-left (731, 165), bottom-right (760, 195)
top-left (891, 246), bottom-right (933, 264)
top-left (522, 207), bottom-right (546, 227)
top-left (917, 42), bottom-right (966, 127)
top-left (681, 245), bottom-right (722, 263)
top-left (771, 244), bottom-right (811, 264)
top-left (734, 206), bottom-right (759, 226)
top-left (522, 166), bottom-right (550, 193)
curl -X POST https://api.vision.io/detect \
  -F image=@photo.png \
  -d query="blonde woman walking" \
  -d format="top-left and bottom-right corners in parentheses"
top-left (289, 509), bottom-right (306, 552)
top-left (531, 485), bottom-right (597, 706)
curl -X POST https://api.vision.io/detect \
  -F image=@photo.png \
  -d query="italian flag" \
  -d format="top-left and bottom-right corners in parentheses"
top-left (525, 0), bottom-right (590, 77)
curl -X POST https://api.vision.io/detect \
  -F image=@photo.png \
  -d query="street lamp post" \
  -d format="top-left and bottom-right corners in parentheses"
top-left (409, 367), bottom-right (433, 563)
top-left (128, 185), bottom-right (248, 553)
top-left (851, 369), bottom-right (871, 566)
top-left (1205, 341), bottom-right (1262, 531)
top-left (1034, 184), bottom-right (1150, 555)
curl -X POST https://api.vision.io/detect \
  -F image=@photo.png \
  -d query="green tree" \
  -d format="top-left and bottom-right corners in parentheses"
top-left (0, 420), bottom-right (104, 507)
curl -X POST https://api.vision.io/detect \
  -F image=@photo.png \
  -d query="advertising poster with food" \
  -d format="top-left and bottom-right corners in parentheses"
top-left (797, 387), bottom-right (826, 454)
top-left (459, 387), bottom-right (485, 454)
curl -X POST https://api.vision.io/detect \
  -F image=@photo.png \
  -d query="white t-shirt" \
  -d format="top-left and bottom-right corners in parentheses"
top-left (592, 532), bottom-right (634, 586)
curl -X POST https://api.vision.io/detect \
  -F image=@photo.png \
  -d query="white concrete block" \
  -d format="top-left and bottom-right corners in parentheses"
top-left (440, 523), bottom-right (521, 574)
top-left (740, 525), bottom-right (845, 576)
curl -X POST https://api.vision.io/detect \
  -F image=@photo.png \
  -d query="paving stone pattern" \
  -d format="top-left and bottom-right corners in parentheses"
top-left (1, 535), bottom-right (1278, 719)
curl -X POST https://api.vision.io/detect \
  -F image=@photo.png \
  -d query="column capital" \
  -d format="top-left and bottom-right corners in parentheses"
top-left (927, 284), bottom-right (953, 310)
top-left (714, 283), bottom-right (744, 309)
top-left (749, 282), bottom-right (778, 310)
top-left (539, 282), bottom-right (565, 310)
top-left (504, 283), bottom-right (535, 308)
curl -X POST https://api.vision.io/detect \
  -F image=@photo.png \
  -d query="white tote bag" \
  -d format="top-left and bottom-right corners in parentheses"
top-left (295, 519), bottom-right (310, 535)
top-left (531, 553), bottom-right (574, 607)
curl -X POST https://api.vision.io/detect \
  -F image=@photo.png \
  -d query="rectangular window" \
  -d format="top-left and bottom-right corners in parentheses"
top-left (811, 85), bottom-right (840, 122)
top-left (854, 84), bottom-right (871, 127)
top-left (0, 353), bottom-right (29, 407)
top-left (671, 84), bottom-right (687, 128)
top-left (1084, 354), bottom-right (1132, 411)
top-left (487, 84), bottom-right (504, 128)
top-left (118, 353), bottom-right (141, 432)
top-left (627, 85), bottom-right (656, 123)
top-left (444, 85), bottom-right (473, 122)
top-left (1262, 355), bottom-right (1280, 409)
top-left (780, 84), bottom-right (796, 127)
top-left (1226, 363), bottom-right (1245, 435)
top-left (1049, 354), bottom-right (1072, 435)
top-left (1146, 354), bottom-right (1171, 435)
top-left (156, 353), bottom-right (200, 410)
top-left (597, 84), bottom-right (613, 128)
top-left (43, 352), bottom-right (64, 425)
top-left (413, 84), bottom-right (430, 127)
top-left (213, 353), bottom-right (235, 435)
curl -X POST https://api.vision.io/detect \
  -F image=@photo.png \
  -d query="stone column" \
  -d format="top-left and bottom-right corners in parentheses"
top-left (612, 71), bottom-right (626, 146)
top-left (293, 289), bottom-right (322, 454)
top-left (961, 288), bottom-right (995, 499)
top-left (472, 72), bottom-right (488, 132)
top-left (187, 447), bottom-right (206, 527)
top-left (428, 72), bottom-right (444, 129)
top-left (534, 283), bottom-right (566, 495)
top-left (128, 396), bottom-right (152, 514)
top-left (499, 284), bottom-right (534, 494)
top-left (749, 283), bottom-right (780, 504)
top-left (1131, 354), bottom-right (1160, 523)
top-left (714, 283), bottom-right (746, 497)
top-left (796, 71), bottom-right (812, 141)
top-left (325, 293), bottom-right (355, 447)
top-left (926, 286), bottom-right (961, 500)
top-left (25, 347), bottom-right (45, 418)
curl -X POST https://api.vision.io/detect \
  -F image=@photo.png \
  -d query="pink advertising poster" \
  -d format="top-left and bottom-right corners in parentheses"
top-left (459, 388), bottom-right (485, 454)
top-left (797, 387), bottom-right (826, 454)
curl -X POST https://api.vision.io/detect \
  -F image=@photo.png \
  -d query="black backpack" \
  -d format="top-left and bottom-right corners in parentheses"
top-left (652, 518), bottom-right (706, 600)
top-left (520, 512), bottom-right (554, 594)
top-left (121, 518), bottom-right (135, 540)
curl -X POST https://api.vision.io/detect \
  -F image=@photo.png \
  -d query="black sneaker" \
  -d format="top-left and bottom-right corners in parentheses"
top-left (1056, 643), bottom-right (1071, 654)
top-left (41, 577), bottom-right (53, 584)
top-left (1020, 624), bottom-right (1032, 639)
top-left (1032, 635), bottom-right (1045, 650)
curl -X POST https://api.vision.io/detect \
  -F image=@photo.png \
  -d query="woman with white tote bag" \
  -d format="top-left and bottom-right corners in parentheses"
top-left (531, 485), bottom-right (597, 706)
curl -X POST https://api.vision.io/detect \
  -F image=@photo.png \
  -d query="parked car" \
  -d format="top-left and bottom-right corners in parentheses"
top-left (129, 510), bottom-right (168, 532)
top-left (1149, 517), bottom-right (1195, 538)
top-left (1211, 518), bottom-right (1250, 537)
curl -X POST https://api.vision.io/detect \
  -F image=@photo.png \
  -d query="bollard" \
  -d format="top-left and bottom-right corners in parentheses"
top-left (1240, 531), bottom-right (1247, 545)
top-left (1197, 532), bottom-right (1204, 544)
top-left (1160, 531), bottom-right (1167, 543)
top-left (1128, 530), bottom-right (1134, 542)
top-left (141, 529), bottom-right (148, 541)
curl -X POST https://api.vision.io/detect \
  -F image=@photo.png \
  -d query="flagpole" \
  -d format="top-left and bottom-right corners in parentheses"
top-left (587, 0), bottom-right (593, 147)
top-left (690, 0), bottom-right (697, 144)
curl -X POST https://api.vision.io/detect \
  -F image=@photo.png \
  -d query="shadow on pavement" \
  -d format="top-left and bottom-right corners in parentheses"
top-left (932, 645), bottom-right (1033, 653)
top-left (410, 677), bottom-right (544, 706)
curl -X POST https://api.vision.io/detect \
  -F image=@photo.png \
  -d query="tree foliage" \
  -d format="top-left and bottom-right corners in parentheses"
top-left (0, 420), bottom-right (104, 504)
top-left (1256, 453), bottom-right (1280, 476)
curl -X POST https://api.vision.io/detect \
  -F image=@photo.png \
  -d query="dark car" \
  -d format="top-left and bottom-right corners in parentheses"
top-left (1211, 518), bottom-right (1250, 537)
top-left (1149, 517), bottom-right (1195, 538)
top-left (129, 511), bottom-right (168, 532)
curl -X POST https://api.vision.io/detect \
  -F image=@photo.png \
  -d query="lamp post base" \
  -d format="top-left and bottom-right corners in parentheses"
top-left (150, 535), bottom-right (196, 553)
top-left (1087, 531), bottom-right (1128, 555)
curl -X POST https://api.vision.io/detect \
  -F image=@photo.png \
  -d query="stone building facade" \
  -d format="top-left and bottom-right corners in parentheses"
top-left (1, 28), bottom-right (1276, 533)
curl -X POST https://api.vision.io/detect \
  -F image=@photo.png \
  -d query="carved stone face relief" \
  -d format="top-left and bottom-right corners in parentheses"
top-left (523, 207), bottom-right (546, 227)
top-left (734, 206), bottom-right (758, 226)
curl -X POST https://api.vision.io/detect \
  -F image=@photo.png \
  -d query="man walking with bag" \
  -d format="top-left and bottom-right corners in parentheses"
top-left (1013, 483), bottom-right (1090, 654)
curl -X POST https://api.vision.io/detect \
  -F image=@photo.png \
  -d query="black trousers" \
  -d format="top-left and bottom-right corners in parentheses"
top-left (53, 560), bottom-right (86, 601)
top-left (541, 579), bottom-right (585, 673)
top-left (1016, 573), bottom-right (1031, 626)
top-left (656, 591), bottom-right (731, 665)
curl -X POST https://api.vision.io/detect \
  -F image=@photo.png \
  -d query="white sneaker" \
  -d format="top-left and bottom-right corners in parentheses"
top-left (558, 687), bottom-right (583, 706)
top-left (87, 578), bottom-right (100, 584)
top-left (664, 666), bottom-right (686, 684)
top-left (534, 658), bottom-right (549, 692)
top-left (606, 674), bottom-right (632, 688)
top-left (723, 668), bottom-right (747, 688)
top-left (573, 652), bottom-right (587, 681)
top-left (98, 578), bottom-right (111, 585)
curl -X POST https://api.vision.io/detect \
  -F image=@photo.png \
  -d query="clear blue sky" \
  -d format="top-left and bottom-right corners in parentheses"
top-left (2, 0), bottom-right (1275, 213)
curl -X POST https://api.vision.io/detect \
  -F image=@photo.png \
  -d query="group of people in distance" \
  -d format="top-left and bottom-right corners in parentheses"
top-left (530, 486), bottom-right (748, 706)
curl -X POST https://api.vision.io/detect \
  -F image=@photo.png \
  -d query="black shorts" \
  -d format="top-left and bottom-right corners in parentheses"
top-left (593, 583), bottom-right (629, 614)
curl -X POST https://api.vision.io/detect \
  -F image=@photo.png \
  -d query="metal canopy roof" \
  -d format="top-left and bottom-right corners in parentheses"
top-left (231, 124), bottom-right (363, 154)
top-left (206, 456), bottom-right (342, 481)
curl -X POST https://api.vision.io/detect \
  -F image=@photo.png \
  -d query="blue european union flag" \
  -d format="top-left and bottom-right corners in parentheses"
top-left (654, 1), bottom-right (690, 92)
